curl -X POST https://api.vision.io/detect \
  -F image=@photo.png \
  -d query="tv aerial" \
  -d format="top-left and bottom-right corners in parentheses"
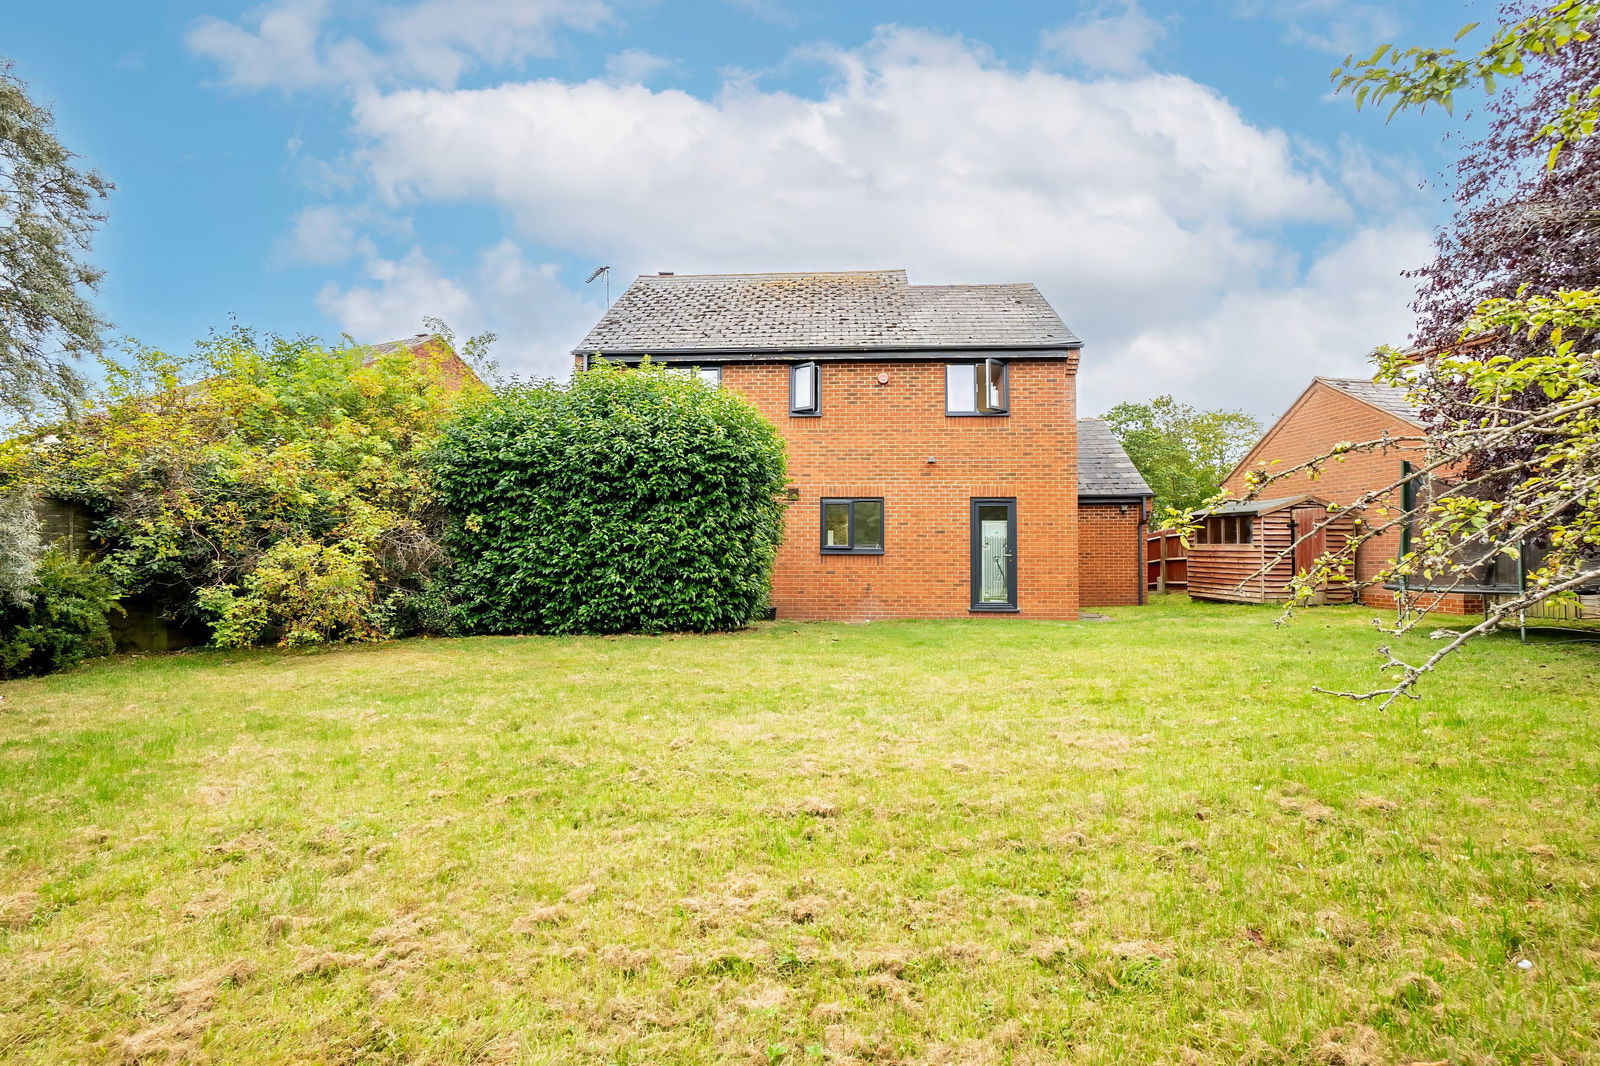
top-left (585, 265), bottom-right (612, 306)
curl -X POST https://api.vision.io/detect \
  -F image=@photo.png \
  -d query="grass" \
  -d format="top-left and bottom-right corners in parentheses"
top-left (1, 596), bottom-right (1597, 1065)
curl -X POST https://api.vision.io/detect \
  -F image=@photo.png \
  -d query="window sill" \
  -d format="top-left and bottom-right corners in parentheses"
top-left (945, 411), bottom-right (1010, 418)
top-left (789, 411), bottom-right (822, 418)
top-left (969, 604), bottom-right (1020, 613)
top-left (821, 548), bottom-right (885, 556)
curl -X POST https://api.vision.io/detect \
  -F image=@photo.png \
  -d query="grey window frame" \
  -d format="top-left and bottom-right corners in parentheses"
top-left (969, 497), bottom-right (1018, 611)
top-left (820, 497), bottom-right (884, 555)
top-left (945, 359), bottom-right (1009, 417)
top-left (790, 361), bottom-right (821, 416)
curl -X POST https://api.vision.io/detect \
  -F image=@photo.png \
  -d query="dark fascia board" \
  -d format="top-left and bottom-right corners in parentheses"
top-left (575, 343), bottom-right (1083, 363)
top-left (1079, 494), bottom-right (1154, 505)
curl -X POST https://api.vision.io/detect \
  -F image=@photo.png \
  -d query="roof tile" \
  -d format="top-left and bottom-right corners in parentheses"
top-left (1318, 377), bottom-right (1422, 425)
top-left (574, 269), bottom-right (1079, 354)
top-left (1077, 418), bottom-right (1152, 498)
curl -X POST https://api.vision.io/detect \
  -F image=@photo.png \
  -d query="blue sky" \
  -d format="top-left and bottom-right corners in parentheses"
top-left (5, 0), bottom-right (1488, 416)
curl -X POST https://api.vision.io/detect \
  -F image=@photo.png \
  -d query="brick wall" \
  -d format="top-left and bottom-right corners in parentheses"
top-left (1224, 382), bottom-right (1480, 615)
top-left (1079, 502), bottom-right (1145, 606)
top-left (706, 358), bottom-right (1080, 621)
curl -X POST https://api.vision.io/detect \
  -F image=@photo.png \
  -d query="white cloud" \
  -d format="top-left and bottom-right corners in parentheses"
top-left (274, 204), bottom-right (390, 264)
top-left (316, 242), bottom-right (602, 375)
top-left (603, 49), bottom-right (674, 85)
top-left (1040, 1), bottom-right (1170, 75)
top-left (189, 0), bottom-right (610, 90)
top-left (1094, 223), bottom-right (1431, 415)
top-left (189, 0), bottom-right (359, 90)
top-left (327, 26), bottom-right (1423, 407)
top-left (196, 11), bottom-right (1429, 413)
top-left (1235, 0), bottom-right (1403, 57)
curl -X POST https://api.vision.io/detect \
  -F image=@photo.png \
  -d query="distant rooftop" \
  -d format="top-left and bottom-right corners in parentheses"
top-left (363, 332), bottom-right (440, 358)
top-left (573, 269), bottom-right (1080, 356)
top-left (1318, 377), bottom-right (1422, 425)
top-left (1077, 419), bottom-right (1153, 499)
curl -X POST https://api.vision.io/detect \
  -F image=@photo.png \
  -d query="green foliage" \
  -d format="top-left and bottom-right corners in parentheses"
top-left (0, 549), bottom-right (115, 678)
top-left (432, 361), bottom-right (788, 635)
top-left (0, 59), bottom-right (113, 427)
top-left (0, 486), bottom-right (41, 604)
top-left (1101, 396), bottom-right (1261, 521)
top-left (1331, 1), bottom-right (1598, 163)
top-left (8, 326), bottom-right (482, 648)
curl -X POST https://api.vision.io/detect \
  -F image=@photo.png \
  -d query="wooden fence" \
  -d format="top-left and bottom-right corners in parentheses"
top-left (1146, 530), bottom-right (1187, 594)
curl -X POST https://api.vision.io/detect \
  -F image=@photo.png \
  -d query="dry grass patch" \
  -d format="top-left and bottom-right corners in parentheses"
top-left (0, 599), bottom-right (1597, 1062)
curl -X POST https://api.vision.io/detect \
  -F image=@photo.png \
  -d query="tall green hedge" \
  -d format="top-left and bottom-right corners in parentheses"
top-left (431, 362), bottom-right (788, 634)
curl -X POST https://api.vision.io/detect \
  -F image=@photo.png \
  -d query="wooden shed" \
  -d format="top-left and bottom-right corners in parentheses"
top-left (1186, 495), bottom-right (1355, 605)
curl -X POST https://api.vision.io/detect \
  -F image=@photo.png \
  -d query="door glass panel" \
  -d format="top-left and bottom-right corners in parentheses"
top-left (978, 503), bottom-right (1011, 604)
top-left (823, 502), bottom-right (850, 548)
top-left (854, 501), bottom-right (883, 550)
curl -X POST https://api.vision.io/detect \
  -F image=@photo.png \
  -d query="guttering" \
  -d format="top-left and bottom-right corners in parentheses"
top-left (572, 343), bottom-right (1083, 363)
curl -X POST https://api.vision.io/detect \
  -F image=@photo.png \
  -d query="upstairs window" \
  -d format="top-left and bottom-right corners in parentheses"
top-left (946, 359), bottom-right (1008, 415)
top-left (666, 365), bottom-right (721, 386)
top-left (821, 498), bottom-right (884, 554)
top-left (790, 362), bottom-right (820, 415)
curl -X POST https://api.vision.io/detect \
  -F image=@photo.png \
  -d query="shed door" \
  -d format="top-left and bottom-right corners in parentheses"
top-left (1291, 505), bottom-right (1327, 576)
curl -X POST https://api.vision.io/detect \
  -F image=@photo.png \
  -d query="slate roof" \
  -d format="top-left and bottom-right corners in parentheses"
top-left (1077, 418), bottom-right (1153, 499)
top-left (1317, 377), bottom-right (1422, 425)
top-left (573, 270), bottom-right (1080, 356)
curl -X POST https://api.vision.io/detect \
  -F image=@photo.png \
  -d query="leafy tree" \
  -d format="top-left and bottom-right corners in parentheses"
top-left (3, 327), bottom-right (482, 649)
top-left (0, 59), bottom-right (112, 427)
top-left (432, 361), bottom-right (788, 635)
top-left (1101, 396), bottom-right (1261, 520)
top-left (1199, 1), bottom-right (1600, 707)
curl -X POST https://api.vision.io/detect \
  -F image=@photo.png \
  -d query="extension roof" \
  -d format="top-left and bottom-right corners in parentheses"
top-left (1077, 418), bottom-right (1153, 499)
top-left (573, 269), bottom-right (1080, 359)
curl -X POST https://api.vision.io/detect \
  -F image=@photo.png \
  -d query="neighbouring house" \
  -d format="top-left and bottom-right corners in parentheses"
top-left (1221, 376), bottom-right (1483, 614)
top-left (363, 332), bottom-right (482, 391)
top-left (573, 268), bottom-right (1152, 621)
top-left (1185, 495), bottom-right (1355, 605)
top-left (1077, 417), bottom-right (1153, 607)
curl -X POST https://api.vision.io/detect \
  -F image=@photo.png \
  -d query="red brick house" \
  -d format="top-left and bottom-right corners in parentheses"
top-left (573, 269), bottom-right (1148, 621)
top-left (1222, 376), bottom-right (1482, 614)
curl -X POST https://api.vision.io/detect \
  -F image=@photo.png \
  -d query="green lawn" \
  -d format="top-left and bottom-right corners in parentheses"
top-left (1, 598), bottom-right (1597, 1064)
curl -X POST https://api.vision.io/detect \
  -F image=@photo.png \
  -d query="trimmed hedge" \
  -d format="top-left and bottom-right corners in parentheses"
top-left (431, 363), bottom-right (788, 634)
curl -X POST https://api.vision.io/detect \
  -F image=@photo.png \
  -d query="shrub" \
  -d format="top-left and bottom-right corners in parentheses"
top-left (7, 326), bottom-right (483, 649)
top-left (0, 550), bottom-right (117, 678)
top-left (432, 362), bottom-right (788, 634)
